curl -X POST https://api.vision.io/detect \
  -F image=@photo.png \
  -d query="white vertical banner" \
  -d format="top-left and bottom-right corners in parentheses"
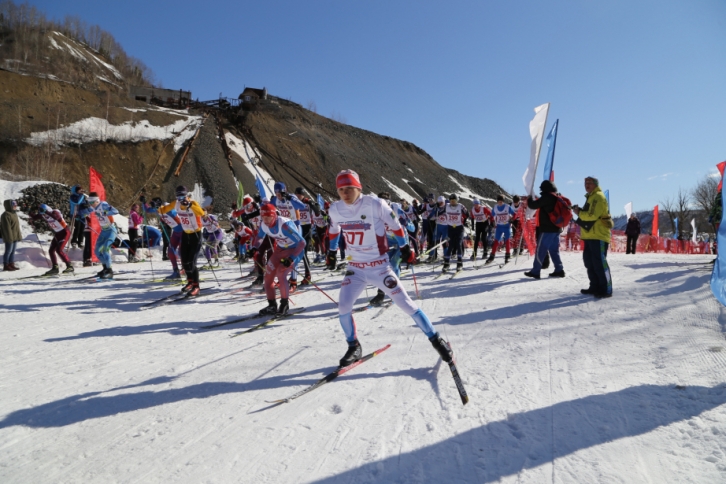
top-left (625, 202), bottom-right (633, 219)
top-left (691, 218), bottom-right (697, 243)
top-left (522, 103), bottom-right (550, 197)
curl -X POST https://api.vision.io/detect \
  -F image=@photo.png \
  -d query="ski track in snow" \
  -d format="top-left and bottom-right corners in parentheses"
top-left (0, 246), bottom-right (725, 482)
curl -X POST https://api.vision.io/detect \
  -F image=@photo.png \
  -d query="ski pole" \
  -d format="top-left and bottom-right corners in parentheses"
top-left (306, 276), bottom-right (338, 306)
top-left (34, 233), bottom-right (52, 268)
top-left (410, 262), bottom-right (421, 300)
top-left (65, 206), bottom-right (76, 253)
top-left (201, 238), bottom-right (221, 287)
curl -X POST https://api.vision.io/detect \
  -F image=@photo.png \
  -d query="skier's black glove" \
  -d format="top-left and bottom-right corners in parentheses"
top-left (281, 258), bottom-right (292, 268)
top-left (400, 244), bottom-right (415, 263)
top-left (139, 195), bottom-right (146, 203)
top-left (325, 251), bottom-right (337, 270)
top-left (249, 247), bottom-right (258, 258)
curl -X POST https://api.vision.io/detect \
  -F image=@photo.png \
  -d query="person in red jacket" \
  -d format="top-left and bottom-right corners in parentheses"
top-left (30, 204), bottom-right (74, 276)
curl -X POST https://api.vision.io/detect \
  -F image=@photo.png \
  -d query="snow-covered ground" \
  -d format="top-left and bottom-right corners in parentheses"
top-left (0, 242), bottom-right (724, 482)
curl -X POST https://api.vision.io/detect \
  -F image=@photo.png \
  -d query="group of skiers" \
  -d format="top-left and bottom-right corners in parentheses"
top-left (1, 170), bottom-right (616, 367)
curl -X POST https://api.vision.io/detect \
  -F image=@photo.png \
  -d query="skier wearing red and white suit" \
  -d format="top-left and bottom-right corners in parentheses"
top-left (254, 203), bottom-right (306, 316)
top-left (326, 170), bottom-right (454, 367)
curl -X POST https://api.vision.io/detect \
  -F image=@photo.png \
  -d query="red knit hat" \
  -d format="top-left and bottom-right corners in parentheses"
top-left (336, 170), bottom-right (362, 190)
top-left (260, 203), bottom-right (278, 224)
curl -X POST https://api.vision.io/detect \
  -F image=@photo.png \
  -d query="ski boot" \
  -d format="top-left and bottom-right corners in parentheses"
top-left (429, 333), bottom-right (453, 363)
top-left (484, 253), bottom-right (495, 265)
top-left (83, 260), bottom-right (93, 267)
top-left (181, 281), bottom-right (194, 293)
top-left (289, 279), bottom-right (298, 292)
top-left (251, 275), bottom-right (264, 286)
top-left (277, 298), bottom-right (289, 315)
top-left (188, 283), bottom-right (201, 297)
top-left (442, 262), bottom-right (450, 273)
top-left (165, 270), bottom-right (181, 280)
top-left (456, 262), bottom-right (463, 271)
top-left (96, 266), bottom-right (107, 278)
top-left (300, 275), bottom-right (312, 286)
top-left (369, 289), bottom-right (386, 307)
top-left (481, 250), bottom-right (488, 260)
top-left (44, 265), bottom-right (60, 276)
top-left (259, 299), bottom-right (278, 316)
top-left (549, 270), bottom-right (566, 278)
top-left (62, 264), bottom-right (74, 274)
top-left (504, 253), bottom-right (510, 263)
top-left (469, 252), bottom-right (476, 261)
top-left (339, 339), bottom-right (362, 367)
top-left (99, 268), bottom-right (113, 280)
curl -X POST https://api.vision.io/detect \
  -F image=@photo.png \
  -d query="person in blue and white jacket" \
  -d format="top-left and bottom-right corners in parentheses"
top-left (78, 192), bottom-right (119, 279)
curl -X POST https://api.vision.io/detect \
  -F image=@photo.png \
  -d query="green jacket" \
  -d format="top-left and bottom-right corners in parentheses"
top-left (577, 187), bottom-right (612, 243)
top-left (1, 199), bottom-right (22, 243)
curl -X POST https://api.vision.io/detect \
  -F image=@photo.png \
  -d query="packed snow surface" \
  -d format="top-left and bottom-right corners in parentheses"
top-left (0, 193), bottom-right (724, 482)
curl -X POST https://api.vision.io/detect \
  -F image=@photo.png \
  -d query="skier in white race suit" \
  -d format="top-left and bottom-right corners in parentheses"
top-left (326, 169), bottom-right (454, 367)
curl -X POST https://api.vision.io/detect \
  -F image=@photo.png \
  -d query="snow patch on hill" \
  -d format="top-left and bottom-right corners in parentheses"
top-left (25, 115), bottom-right (202, 152)
top-left (448, 174), bottom-right (496, 202)
top-left (225, 132), bottom-right (275, 198)
top-left (382, 177), bottom-right (416, 200)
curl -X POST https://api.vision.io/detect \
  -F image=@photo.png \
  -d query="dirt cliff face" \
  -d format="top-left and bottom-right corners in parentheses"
top-left (1, 65), bottom-right (507, 218)
top-left (232, 97), bottom-right (506, 204)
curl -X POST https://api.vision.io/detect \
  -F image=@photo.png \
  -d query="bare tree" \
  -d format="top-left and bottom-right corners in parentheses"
top-left (664, 188), bottom-right (694, 239)
top-left (692, 174), bottom-right (719, 229)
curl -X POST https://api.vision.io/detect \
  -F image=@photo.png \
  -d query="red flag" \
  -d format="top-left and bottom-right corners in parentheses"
top-left (549, 169), bottom-right (555, 182)
top-left (717, 161), bottom-right (726, 192)
top-left (89, 167), bottom-right (106, 263)
top-left (652, 205), bottom-right (659, 237)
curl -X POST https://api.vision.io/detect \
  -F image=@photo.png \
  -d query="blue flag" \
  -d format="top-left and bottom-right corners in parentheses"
top-left (673, 217), bottom-right (679, 239)
top-left (317, 194), bottom-right (325, 210)
top-left (542, 119), bottom-right (559, 182)
top-left (604, 189), bottom-right (610, 208)
top-left (255, 174), bottom-right (271, 200)
top-left (712, 190), bottom-right (726, 306)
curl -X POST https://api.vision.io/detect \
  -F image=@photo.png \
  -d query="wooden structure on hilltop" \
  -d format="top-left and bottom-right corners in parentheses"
top-left (130, 86), bottom-right (191, 108)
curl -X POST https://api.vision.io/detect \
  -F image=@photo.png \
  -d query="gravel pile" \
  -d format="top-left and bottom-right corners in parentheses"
top-left (16, 183), bottom-right (72, 234)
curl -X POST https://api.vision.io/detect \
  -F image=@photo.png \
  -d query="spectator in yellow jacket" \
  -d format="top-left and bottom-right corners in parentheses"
top-left (573, 177), bottom-right (613, 298)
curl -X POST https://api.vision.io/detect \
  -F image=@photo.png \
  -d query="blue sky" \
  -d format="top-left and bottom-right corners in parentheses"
top-left (29, 0), bottom-right (726, 215)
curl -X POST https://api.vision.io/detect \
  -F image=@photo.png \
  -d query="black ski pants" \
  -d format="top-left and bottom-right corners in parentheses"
top-left (473, 221), bottom-right (489, 255)
top-left (181, 231), bottom-right (203, 284)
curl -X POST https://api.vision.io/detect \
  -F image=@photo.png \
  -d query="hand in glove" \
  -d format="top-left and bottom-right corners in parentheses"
top-left (399, 244), bottom-right (416, 264)
top-left (280, 258), bottom-right (292, 268)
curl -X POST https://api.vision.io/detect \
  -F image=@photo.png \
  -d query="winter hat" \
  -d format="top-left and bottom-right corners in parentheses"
top-left (585, 176), bottom-right (599, 187)
top-left (472, 199), bottom-right (480, 205)
top-left (294, 187), bottom-right (305, 195)
top-left (175, 185), bottom-right (188, 198)
top-left (273, 181), bottom-right (287, 193)
top-left (336, 170), bottom-right (362, 190)
top-left (437, 196), bottom-right (446, 203)
top-left (449, 193), bottom-right (458, 200)
top-left (38, 203), bottom-right (50, 213)
top-left (539, 180), bottom-right (558, 193)
top-left (260, 203), bottom-right (278, 222)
